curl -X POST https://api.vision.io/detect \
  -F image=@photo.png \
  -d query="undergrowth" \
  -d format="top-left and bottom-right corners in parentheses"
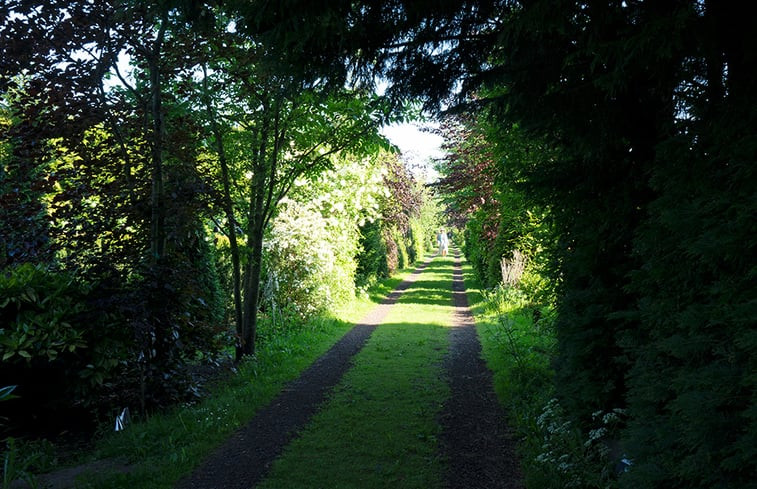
top-left (465, 263), bottom-right (623, 489)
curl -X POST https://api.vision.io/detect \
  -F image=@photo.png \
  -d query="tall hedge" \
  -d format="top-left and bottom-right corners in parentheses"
top-left (407, 1), bottom-right (757, 486)
top-left (620, 20), bottom-right (757, 483)
top-left (486, 2), bottom-right (757, 486)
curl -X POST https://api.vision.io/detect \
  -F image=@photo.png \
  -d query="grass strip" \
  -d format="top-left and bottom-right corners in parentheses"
top-left (256, 256), bottom-right (456, 489)
top-left (72, 270), bottom-right (414, 489)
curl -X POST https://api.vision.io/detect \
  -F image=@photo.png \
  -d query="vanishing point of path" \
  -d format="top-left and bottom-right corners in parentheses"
top-left (177, 252), bottom-right (522, 489)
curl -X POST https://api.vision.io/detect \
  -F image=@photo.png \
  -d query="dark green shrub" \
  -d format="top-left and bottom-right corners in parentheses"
top-left (355, 220), bottom-right (389, 286)
top-left (619, 120), bottom-right (757, 489)
top-left (462, 211), bottom-right (504, 288)
top-left (0, 264), bottom-right (127, 430)
top-left (408, 218), bottom-right (427, 263)
top-left (394, 228), bottom-right (410, 269)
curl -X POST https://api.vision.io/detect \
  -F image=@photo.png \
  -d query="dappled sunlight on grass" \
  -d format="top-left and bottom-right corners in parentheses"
top-left (257, 256), bottom-right (457, 489)
top-left (78, 271), bottom-right (425, 489)
top-left (77, 259), bottom-right (458, 489)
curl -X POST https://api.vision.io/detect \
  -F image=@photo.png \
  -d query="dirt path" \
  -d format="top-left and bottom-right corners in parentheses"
top-left (439, 252), bottom-right (523, 488)
top-left (177, 253), bottom-right (522, 489)
top-left (175, 259), bottom-right (432, 489)
top-left (24, 254), bottom-right (521, 489)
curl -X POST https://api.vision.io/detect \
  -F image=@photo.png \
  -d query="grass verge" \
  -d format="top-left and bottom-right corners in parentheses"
top-left (465, 259), bottom-right (623, 489)
top-left (256, 256), bottom-right (455, 489)
top-left (67, 269), bottom-right (415, 489)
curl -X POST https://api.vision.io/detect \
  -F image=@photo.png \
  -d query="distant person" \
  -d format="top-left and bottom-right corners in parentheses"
top-left (438, 228), bottom-right (449, 257)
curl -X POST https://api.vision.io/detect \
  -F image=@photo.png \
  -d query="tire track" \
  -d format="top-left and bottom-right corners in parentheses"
top-left (176, 258), bottom-right (433, 489)
top-left (439, 251), bottom-right (523, 489)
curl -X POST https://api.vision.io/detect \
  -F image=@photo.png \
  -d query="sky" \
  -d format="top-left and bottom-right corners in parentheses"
top-left (381, 122), bottom-right (446, 183)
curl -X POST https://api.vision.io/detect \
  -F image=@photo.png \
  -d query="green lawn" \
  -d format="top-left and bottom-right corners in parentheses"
top-left (257, 256), bottom-right (456, 489)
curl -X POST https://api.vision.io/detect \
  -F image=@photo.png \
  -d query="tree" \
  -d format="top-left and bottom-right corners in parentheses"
top-left (236, 2), bottom-right (757, 486)
top-left (1, 0), bottom-right (226, 412)
top-left (197, 22), bottom-right (389, 358)
top-left (435, 111), bottom-right (554, 288)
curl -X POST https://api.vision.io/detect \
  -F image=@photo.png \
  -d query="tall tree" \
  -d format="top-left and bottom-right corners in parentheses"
top-left (234, 1), bottom-right (757, 486)
top-left (1, 0), bottom-right (225, 409)
top-left (197, 23), bottom-right (388, 358)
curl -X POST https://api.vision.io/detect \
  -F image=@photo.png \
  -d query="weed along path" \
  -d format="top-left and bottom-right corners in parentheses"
top-left (177, 253), bottom-right (522, 489)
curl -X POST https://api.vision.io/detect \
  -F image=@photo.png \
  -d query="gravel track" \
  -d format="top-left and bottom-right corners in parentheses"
top-left (438, 252), bottom-right (523, 489)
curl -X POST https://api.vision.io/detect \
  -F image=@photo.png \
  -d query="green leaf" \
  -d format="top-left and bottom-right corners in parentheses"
top-left (18, 350), bottom-right (31, 359)
top-left (23, 288), bottom-right (39, 303)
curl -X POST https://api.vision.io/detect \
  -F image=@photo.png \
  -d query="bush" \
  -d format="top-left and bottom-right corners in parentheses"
top-left (355, 220), bottom-right (389, 286)
top-left (408, 218), bottom-right (426, 263)
top-left (531, 399), bottom-right (623, 489)
top-left (0, 264), bottom-right (127, 430)
top-left (480, 281), bottom-right (625, 489)
top-left (619, 126), bottom-right (757, 489)
top-left (394, 228), bottom-right (410, 269)
top-left (264, 201), bottom-right (356, 320)
top-left (463, 215), bottom-right (497, 286)
top-left (263, 156), bottom-right (384, 320)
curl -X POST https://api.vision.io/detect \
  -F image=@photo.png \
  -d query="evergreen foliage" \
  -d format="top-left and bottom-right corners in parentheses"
top-left (332, 1), bottom-right (757, 486)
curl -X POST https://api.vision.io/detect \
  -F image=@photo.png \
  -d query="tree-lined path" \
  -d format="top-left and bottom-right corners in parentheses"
top-left (4, 3), bottom-right (753, 487)
top-left (177, 253), bottom-right (521, 489)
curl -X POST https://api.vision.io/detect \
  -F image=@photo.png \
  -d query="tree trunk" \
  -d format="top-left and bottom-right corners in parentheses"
top-left (201, 66), bottom-right (244, 354)
top-left (238, 199), bottom-right (266, 358)
top-left (220, 148), bottom-right (244, 355)
top-left (148, 15), bottom-right (168, 262)
top-left (239, 223), bottom-right (264, 358)
top-left (238, 144), bottom-right (270, 359)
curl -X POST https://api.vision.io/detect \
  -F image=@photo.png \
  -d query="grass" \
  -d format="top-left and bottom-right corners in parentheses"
top-left (256, 255), bottom-right (456, 489)
top-left (68, 268), bottom-right (417, 489)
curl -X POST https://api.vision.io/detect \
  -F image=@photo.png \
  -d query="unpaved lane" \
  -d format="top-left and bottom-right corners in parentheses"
top-left (439, 251), bottom-right (523, 489)
top-left (175, 259), bottom-right (432, 489)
